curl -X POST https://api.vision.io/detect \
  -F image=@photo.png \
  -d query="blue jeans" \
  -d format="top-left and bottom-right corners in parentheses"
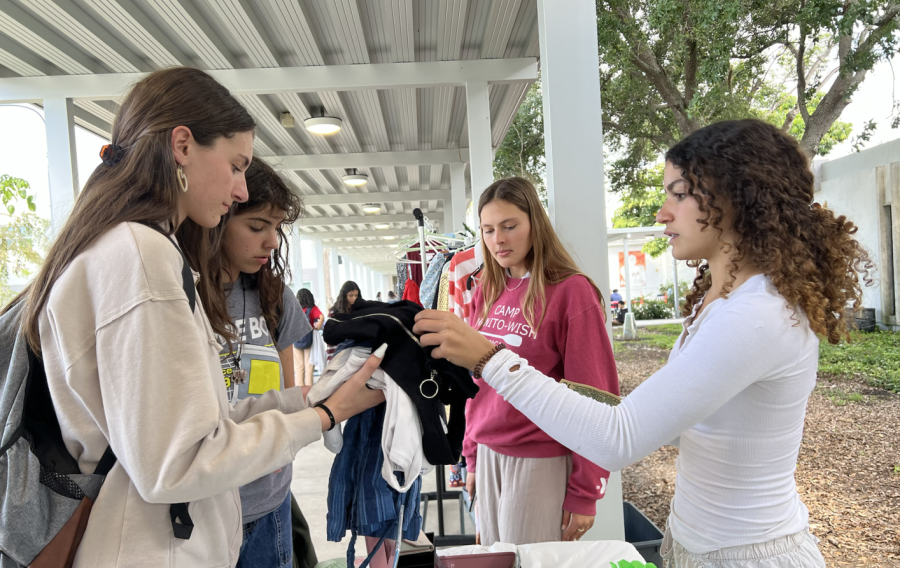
top-left (236, 492), bottom-right (293, 568)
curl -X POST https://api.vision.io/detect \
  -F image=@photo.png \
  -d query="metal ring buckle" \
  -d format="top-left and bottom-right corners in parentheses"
top-left (419, 377), bottom-right (439, 399)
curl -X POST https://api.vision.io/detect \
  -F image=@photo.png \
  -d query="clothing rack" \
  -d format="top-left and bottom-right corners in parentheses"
top-left (413, 208), bottom-right (427, 274)
top-left (419, 465), bottom-right (475, 547)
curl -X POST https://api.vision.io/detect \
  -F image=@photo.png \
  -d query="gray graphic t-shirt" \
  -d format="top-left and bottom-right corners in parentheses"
top-left (218, 275), bottom-right (311, 523)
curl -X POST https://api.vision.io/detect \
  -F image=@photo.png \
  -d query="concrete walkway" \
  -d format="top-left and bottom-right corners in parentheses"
top-left (290, 439), bottom-right (476, 562)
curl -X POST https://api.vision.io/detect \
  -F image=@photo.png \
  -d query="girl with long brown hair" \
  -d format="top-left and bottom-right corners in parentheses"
top-left (416, 119), bottom-right (872, 567)
top-left (11, 67), bottom-right (383, 568)
top-left (462, 177), bottom-right (619, 545)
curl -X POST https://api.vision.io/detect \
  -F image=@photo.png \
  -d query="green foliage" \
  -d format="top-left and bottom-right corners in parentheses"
top-left (658, 279), bottom-right (692, 311)
top-left (818, 330), bottom-right (900, 393)
top-left (610, 164), bottom-right (670, 257)
top-left (598, 0), bottom-right (895, 199)
top-left (630, 298), bottom-right (674, 321)
top-left (0, 175), bottom-right (49, 305)
top-left (493, 81), bottom-right (546, 199)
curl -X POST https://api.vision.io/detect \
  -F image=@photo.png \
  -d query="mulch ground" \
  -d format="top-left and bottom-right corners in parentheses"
top-left (616, 342), bottom-right (900, 566)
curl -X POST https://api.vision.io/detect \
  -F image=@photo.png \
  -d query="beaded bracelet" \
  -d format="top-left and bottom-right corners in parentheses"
top-left (473, 343), bottom-right (506, 379)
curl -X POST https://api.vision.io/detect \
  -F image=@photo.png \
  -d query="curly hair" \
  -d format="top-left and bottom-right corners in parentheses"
top-left (665, 119), bottom-right (873, 344)
top-left (209, 158), bottom-right (303, 340)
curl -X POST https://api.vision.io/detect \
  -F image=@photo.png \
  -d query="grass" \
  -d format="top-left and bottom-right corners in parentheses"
top-left (616, 324), bottom-right (900, 394)
top-left (818, 330), bottom-right (900, 393)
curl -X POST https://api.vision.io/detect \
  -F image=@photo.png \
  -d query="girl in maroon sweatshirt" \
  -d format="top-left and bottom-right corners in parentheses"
top-left (464, 177), bottom-right (620, 546)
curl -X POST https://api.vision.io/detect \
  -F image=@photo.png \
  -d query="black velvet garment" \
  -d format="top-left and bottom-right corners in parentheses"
top-left (323, 299), bottom-right (478, 465)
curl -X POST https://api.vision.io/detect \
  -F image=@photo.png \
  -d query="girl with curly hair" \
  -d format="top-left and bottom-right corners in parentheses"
top-left (415, 119), bottom-right (873, 568)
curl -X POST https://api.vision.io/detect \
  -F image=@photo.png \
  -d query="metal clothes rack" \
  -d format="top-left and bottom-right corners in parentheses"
top-left (420, 465), bottom-right (475, 547)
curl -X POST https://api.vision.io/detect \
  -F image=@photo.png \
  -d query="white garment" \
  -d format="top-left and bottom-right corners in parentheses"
top-left (481, 274), bottom-right (818, 554)
top-left (39, 222), bottom-right (322, 568)
top-left (309, 329), bottom-right (328, 375)
top-left (306, 347), bottom-right (433, 492)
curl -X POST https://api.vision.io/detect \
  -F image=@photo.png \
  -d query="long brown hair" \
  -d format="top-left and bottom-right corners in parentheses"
top-left (209, 158), bottom-right (303, 338)
top-left (476, 177), bottom-right (605, 336)
top-left (665, 119), bottom-right (873, 344)
top-left (11, 67), bottom-right (256, 353)
top-left (331, 281), bottom-right (362, 315)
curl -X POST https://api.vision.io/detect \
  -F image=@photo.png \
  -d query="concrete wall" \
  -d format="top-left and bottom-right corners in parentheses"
top-left (817, 138), bottom-right (900, 330)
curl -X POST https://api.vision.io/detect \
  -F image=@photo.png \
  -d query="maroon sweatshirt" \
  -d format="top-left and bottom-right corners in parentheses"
top-left (465, 273), bottom-right (620, 516)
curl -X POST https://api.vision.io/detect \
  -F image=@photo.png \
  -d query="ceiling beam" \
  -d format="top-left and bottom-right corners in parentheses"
top-left (302, 189), bottom-right (451, 206)
top-left (297, 212), bottom-right (443, 227)
top-left (0, 58), bottom-right (538, 103)
top-left (328, 242), bottom-right (398, 249)
top-left (268, 149), bottom-right (469, 170)
top-left (315, 229), bottom-right (414, 240)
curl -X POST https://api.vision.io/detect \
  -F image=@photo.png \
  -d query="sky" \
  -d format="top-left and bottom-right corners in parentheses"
top-left (1, 55), bottom-right (899, 229)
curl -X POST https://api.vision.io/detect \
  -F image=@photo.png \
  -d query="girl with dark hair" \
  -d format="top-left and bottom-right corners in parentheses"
top-left (416, 119), bottom-right (872, 567)
top-left (210, 158), bottom-right (312, 568)
top-left (326, 281), bottom-right (362, 362)
top-left (10, 67), bottom-right (384, 568)
top-left (463, 177), bottom-right (618, 545)
top-left (295, 288), bottom-right (324, 387)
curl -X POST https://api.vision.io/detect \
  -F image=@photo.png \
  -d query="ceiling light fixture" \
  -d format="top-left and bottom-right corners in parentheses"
top-left (362, 203), bottom-right (382, 213)
top-left (304, 106), bottom-right (342, 135)
top-left (342, 168), bottom-right (368, 186)
top-left (383, 235), bottom-right (396, 240)
top-left (374, 223), bottom-right (390, 229)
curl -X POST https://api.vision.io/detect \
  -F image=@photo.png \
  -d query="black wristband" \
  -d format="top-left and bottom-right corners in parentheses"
top-left (315, 403), bottom-right (336, 431)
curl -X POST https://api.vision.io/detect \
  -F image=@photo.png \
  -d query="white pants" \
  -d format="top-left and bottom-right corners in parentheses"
top-left (475, 444), bottom-right (572, 546)
top-left (661, 523), bottom-right (826, 568)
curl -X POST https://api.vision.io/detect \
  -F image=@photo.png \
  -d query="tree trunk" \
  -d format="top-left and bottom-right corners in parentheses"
top-left (798, 70), bottom-right (868, 158)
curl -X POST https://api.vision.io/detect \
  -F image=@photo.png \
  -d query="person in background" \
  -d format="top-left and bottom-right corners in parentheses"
top-left (462, 177), bottom-right (619, 546)
top-left (609, 289), bottom-right (623, 306)
top-left (387, 290), bottom-right (398, 303)
top-left (415, 119), bottom-right (868, 568)
top-left (376, 292), bottom-right (383, 302)
top-left (326, 281), bottom-right (361, 362)
top-left (295, 288), bottom-right (325, 388)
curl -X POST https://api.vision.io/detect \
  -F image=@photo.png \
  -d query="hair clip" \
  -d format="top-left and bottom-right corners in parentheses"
top-left (810, 202), bottom-right (821, 210)
top-left (99, 144), bottom-right (126, 166)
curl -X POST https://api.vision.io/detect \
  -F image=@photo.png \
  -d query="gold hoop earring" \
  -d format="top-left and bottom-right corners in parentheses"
top-left (177, 165), bottom-right (189, 193)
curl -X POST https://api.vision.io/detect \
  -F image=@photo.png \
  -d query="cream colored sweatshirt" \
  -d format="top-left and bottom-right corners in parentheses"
top-left (39, 222), bottom-right (322, 568)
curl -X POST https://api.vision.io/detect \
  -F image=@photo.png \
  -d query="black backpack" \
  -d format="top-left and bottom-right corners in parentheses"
top-left (0, 232), bottom-right (195, 568)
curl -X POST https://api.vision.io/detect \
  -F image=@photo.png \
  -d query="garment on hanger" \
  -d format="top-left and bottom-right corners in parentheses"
top-left (396, 262), bottom-right (408, 298)
top-left (447, 244), bottom-right (483, 319)
top-left (419, 253), bottom-right (449, 311)
top-left (307, 346), bottom-right (433, 493)
top-left (401, 279), bottom-right (421, 306)
top-left (326, 402), bottom-right (423, 567)
top-left (437, 262), bottom-right (451, 312)
top-left (406, 251), bottom-right (424, 284)
top-left (322, 299), bottom-right (478, 466)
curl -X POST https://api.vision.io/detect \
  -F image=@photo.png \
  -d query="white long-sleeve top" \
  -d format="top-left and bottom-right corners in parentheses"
top-left (480, 274), bottom-right (817, 553)
top-left (40, 223), bottom-right (323, 568)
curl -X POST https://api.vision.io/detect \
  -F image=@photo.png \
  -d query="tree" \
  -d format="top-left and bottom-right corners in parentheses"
top-left (0, 175), bottom-right (50, 304)
top-left (597, 0), bottom-right (899, 194)
top-left (493, 81), bottom-right (546, 198)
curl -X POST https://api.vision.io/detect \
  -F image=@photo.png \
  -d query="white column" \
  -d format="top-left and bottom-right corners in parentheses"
top-left (623, 236), bottom-right (632, 309)
top-left (466, 81), bottom-right (493, 219)
top-left (537, 0), bottom-right (623, 540)
top-left (450, 162), bottom-right (468, 233)
top-left (291, 228), bottom-right (304, 291)
top-left (44, 98), bottom-right (80, 237)
top-left (314, 239), bottom-right (326, 303)
top-left (329, 248), bottom-right (340, 306)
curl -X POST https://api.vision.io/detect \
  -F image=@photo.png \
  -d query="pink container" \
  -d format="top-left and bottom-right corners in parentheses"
top-left (437, 552), bottom-right (517, 568)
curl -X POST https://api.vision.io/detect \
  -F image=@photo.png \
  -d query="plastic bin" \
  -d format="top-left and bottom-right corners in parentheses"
top-left (623, 501), bottom-right (664, 566)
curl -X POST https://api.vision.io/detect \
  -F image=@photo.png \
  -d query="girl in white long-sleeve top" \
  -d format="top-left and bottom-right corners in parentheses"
top-left (415, 118), bottom-right (873, 568)
top-left (10, 67), bottom-right (383, 568)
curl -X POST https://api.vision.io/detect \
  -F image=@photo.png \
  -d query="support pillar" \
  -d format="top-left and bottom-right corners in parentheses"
top-left (314, 238), bottom-right (326, 303)
top-left (44, 98), bottom-right (79, 237)
top-left (537, 0), bottom-right (623, 540)
top-left (449, 162), bottom-right (468, 233)
top-left (328, 248), bottom-right (340, 307)
top-left (465, 81), bottom-right (493, 220)
top-left (291, 228), bottom-right (304, 291)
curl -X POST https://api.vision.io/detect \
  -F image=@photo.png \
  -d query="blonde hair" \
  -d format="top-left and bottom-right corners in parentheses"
top-left (476, 177), bottom-right (605, 336)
